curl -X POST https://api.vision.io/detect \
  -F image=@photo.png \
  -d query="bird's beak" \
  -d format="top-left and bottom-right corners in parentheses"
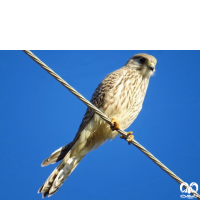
top-left (148, 62), bottom-right (155, 71)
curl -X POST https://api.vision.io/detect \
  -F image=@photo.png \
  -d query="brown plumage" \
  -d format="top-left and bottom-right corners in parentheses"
top-left (38, 53), bottom-right (157, 197)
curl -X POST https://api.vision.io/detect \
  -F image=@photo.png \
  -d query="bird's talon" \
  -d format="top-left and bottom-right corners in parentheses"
top-left (110, 118), bottom-right (120, 131)
top-left (120, 131), bottom-right (134, 145)
top-left (127, 131), bottom-right (133, 136)
top-left (127, 134), bottom-right (134, 145)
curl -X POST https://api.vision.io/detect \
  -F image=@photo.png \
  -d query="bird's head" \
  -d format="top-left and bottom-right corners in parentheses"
top-left (125, 53), bottom-right (157, 78)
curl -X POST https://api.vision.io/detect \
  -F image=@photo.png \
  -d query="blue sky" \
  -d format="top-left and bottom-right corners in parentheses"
top-left (0, 50), bottom-right (200, 200)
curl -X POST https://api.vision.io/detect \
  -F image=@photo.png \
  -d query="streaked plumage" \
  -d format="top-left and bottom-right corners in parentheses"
top-left (38, 53), bottom-right (157, 197)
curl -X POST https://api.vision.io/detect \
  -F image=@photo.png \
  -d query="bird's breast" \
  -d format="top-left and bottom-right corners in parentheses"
top-left (103, 73), bottom-right (149, 130)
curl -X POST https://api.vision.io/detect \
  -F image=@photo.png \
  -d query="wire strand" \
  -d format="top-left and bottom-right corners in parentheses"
top-left (23, 50), bottom-right (200, 199)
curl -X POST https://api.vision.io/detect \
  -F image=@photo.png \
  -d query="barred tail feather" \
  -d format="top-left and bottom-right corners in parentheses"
top-left (41, 143), bottom-right (73, 167)
top-left (38, 150), bottom-right (85, 198)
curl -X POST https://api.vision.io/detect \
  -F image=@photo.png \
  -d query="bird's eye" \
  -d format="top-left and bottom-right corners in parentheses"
top-left (139, 57), bottom-right (146, 64)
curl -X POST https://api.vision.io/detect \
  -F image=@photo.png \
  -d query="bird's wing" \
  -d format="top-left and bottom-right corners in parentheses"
top-left (41, 68), bottom-right (125, 167)
top-left (71, 68), bottom-right (124, 144)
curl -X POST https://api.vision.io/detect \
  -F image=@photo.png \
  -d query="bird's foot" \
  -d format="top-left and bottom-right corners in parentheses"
top-left (110, 118), bottom-right (120, 131)
top-left (120, 131), bottom-right (134, 145)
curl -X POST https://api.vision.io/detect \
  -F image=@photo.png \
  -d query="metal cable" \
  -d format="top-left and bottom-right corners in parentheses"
top-left (23, 50), bottom-right (200, 199)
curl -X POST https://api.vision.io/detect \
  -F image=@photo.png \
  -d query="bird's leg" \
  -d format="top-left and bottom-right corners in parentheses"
top-left (110, 118), bottom-right (120, 131)
top-left (110, 118), bottom-right (134, 145)
top-left (120, 132), bottom-right (134, 145)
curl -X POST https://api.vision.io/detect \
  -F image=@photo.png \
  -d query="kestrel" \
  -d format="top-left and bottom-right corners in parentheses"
top-left (38, 53), bottom-right (157, 197)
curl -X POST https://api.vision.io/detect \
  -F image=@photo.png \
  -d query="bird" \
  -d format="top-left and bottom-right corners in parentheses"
top-left (38, 53), bottom-right (157, 197)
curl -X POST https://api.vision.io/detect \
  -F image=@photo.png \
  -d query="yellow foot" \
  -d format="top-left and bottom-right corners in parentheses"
top-left (110, 118), bottom-right (120, 131)
top-left (120, 131), bottom-right (134, 145)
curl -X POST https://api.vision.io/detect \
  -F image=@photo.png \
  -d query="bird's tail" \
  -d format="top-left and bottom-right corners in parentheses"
top-left (38, 145), bottom-right (85, 198)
